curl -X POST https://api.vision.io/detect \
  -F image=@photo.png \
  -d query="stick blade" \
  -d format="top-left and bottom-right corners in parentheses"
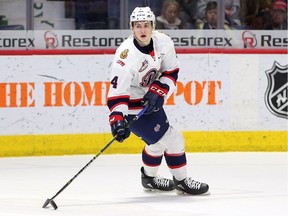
top-left (42, 198), bottom-right (58, 210)
top-left (50, 200), bottom-right (58, 210)
top-left (42, 199), bottom-right (50, 208)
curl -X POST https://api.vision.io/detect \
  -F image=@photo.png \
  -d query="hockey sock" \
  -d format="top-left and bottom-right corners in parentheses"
top-left (142, 148), bottom-right (163, 177)
top-left (164, 151), bottom-right (187, 180)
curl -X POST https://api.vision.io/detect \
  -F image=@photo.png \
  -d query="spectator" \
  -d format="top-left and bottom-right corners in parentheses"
top-left (156, 0), bottom-right (184, 29)
top-left (177, 0), bottom-right (197, 29)
top-left (240, 0), bottom-right (273, 27)
top-left (265, 0), bottom-right (287, 29)
top-left (197, 0), bottom-right (211, 22)
top-left (248, 10), bottom-right (271, 29)
top-left (224, 0), bottom-right (241, 26)
top-left (198, 0), bottom-right (241, 28)
top-left (198, 1), bottom-right (233, 29)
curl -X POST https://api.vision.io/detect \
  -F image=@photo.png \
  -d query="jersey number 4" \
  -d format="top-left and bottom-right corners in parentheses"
top-left (111, 76), bottom-right (119, 89)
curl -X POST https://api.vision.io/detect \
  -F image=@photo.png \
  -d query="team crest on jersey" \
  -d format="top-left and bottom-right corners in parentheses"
top-left (120, 49), bottom-right (129, 59)
top-left (139, 60), bottom-right (148, 72)
top-left (264, 61), bottom-right (288, 119)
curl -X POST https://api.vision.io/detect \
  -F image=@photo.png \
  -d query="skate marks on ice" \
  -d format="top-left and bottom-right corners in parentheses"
top-left (0, 194), bottom-right (209, 216)
top-left (209, 187), bottom-right (286, 200)
top-left (54, 187), bottom-right (283, 208)
top-left (0, 153), bottom-right (287, 216)
top-left (1, 188), bottom-right (284, 216)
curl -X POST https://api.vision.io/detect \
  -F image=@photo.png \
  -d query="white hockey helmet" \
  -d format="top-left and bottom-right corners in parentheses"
top-left (130, 7), bottom-right (156, 28)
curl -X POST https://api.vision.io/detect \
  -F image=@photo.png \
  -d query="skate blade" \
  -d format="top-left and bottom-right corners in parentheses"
top-left (176, 189), bottom-right (211, 196)
top-left (143, 188), bottom-right (175, 193)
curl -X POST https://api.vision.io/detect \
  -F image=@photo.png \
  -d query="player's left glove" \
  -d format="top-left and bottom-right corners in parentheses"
top-left (109, 112), bottom-right (131, 142)
top-left (142, 80), bottom-right (169, 115)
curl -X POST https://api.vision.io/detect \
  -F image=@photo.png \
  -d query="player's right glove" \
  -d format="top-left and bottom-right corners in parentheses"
top-left (109, 112), bottom-right (131, 143)
top-left (142, 80), bottom-right (170, 115)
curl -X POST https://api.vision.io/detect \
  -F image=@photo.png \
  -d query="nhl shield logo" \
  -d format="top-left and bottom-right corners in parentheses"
top-left (265, 62), bottom-right (288, 119)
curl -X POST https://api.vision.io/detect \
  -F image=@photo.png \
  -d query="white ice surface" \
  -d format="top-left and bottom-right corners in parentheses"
top-left (0, 153), bottom-right (287, 216)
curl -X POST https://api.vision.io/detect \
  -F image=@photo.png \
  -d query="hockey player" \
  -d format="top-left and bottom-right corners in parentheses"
top-left (107, 6), bottom-right (209, 195)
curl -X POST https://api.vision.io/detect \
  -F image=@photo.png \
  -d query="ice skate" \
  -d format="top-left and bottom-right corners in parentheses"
top-left (173, 176), bottom-right (209, 195)
top-left (141, 167), bottom-right (175, 192)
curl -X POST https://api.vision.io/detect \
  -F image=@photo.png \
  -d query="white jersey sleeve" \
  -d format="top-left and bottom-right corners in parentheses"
top-left (153, 31), bottom-right (180, 98)
top-left (107, 36), bottom-right (137, 116)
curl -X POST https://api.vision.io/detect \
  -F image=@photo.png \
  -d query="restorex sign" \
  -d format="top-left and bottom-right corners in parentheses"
top-left (0, 30), bottom-right (287, 50)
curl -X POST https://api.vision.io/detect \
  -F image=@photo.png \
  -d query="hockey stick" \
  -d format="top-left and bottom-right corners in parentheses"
top-left (42, 106), bottom-right (148, 210)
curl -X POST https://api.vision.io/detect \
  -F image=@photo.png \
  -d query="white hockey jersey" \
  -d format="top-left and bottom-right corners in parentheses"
top-left (107, 31), bottom-right (180, 116)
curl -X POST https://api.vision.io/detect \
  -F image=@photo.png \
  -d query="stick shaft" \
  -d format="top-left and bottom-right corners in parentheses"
top-left (48, 106), bottom-right (148, 201)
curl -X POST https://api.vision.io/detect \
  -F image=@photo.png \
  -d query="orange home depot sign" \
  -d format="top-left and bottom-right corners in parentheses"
top-left (167, 81), bottom-right (222, 105)
top-left (0, 80), bottom-right (222, 108)
top-left (0, 82), bottom-right (35, 107)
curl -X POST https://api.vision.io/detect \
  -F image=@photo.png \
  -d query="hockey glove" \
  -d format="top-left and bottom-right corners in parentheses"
top-left (142, 80), bottom-right (170, 115)
top-left (109, 112), bottom-right (131, 143)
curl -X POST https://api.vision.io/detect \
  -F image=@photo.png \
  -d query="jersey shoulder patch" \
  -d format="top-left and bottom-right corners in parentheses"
top-left (120, 49), bottom-right (129, 59)
top-left (114, 37), bottom-right (139, 68)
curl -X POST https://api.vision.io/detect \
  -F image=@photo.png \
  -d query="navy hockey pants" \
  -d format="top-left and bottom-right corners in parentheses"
top-left (126, 108), bottom-right (169, 145)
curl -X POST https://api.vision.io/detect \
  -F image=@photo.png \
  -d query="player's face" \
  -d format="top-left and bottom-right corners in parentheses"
top-left (132, 21), bottom-right (153, 46)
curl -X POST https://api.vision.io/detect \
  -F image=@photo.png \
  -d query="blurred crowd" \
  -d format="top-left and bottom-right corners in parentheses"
top-left (71, 0), bottom-right (287, 30)
top-left (157, 0), bottom-right (287, 30)
top-left (1, 0), bottom-right (287, 30)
